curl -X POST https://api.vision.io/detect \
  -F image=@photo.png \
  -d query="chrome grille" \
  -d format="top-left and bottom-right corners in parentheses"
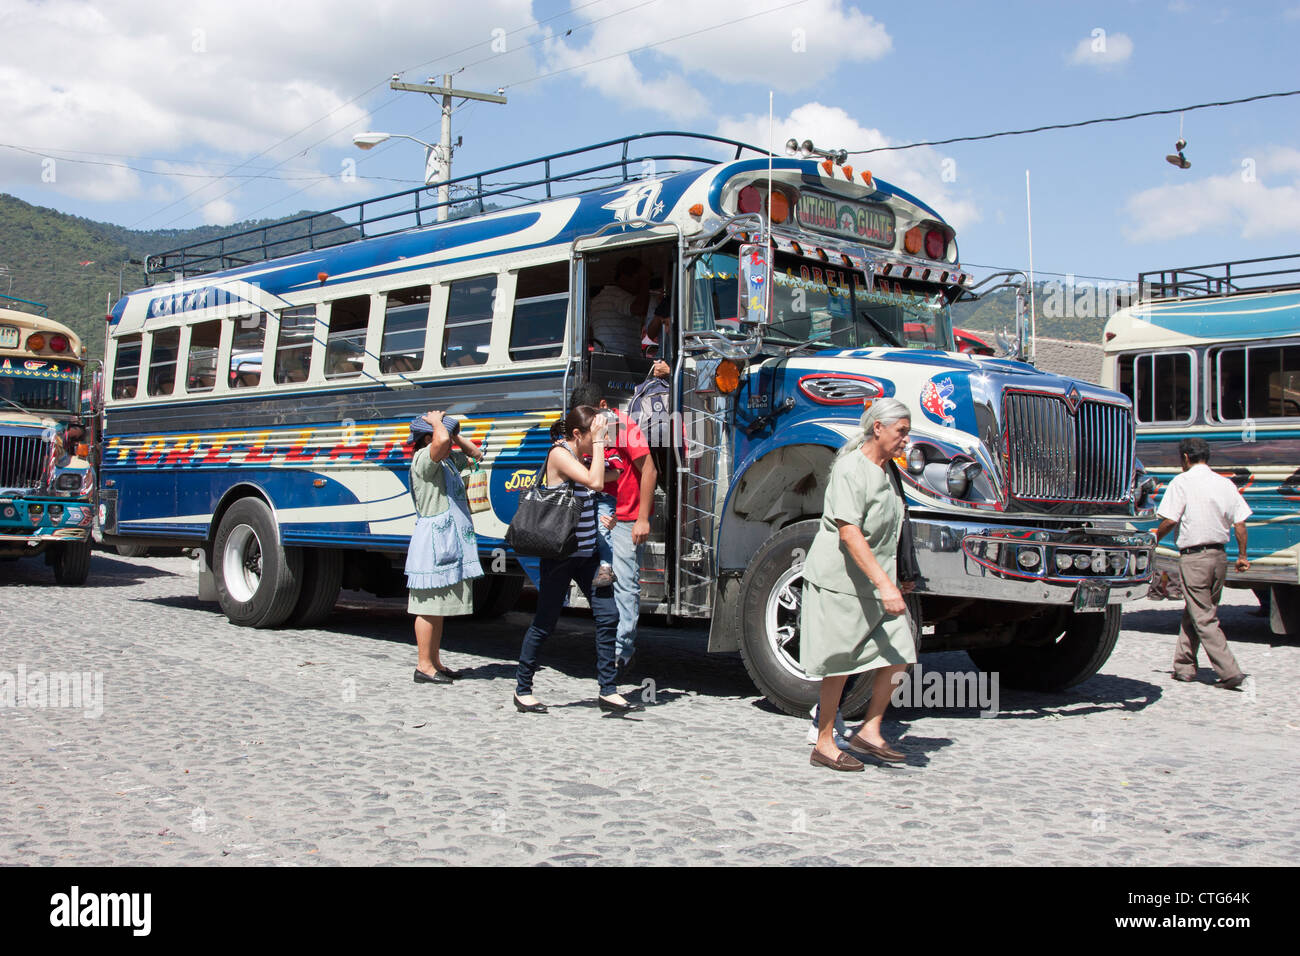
top-left (0, 432), bottom-right (52, 491)
top-left (1004, 393), bottom-right (1133, 502)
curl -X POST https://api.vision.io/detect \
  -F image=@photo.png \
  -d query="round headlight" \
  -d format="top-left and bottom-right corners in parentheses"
top-left (1017, 548), bottom-right (1041, 570)
top-left (1073, 554), bottom-right (1091, 570)
top-left (906, 446), bottom-right (926, 475)
top-left (1055, 552), bottom-right (1074, 571)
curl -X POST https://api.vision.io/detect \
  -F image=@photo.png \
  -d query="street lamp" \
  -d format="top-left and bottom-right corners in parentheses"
top-left (353, 131), bottom-right (449, 220)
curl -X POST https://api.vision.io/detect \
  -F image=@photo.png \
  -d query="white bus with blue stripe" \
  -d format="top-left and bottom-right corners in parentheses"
top-left (100, 132), bottom-right (1155, 715)
top-left (1103, 254), bottom-right (1300, 636)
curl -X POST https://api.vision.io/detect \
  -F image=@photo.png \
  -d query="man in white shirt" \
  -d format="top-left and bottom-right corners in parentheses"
top-left (589, 257), bottom-right (668, 357)
top-left (1154, 438), bottom-right (1251, 690)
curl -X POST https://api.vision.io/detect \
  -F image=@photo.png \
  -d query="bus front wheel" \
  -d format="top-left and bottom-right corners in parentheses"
top-left (213, 498), bottom-right (303, 628)
top-left (736, 520), bottom-right (874, 719)
top-left (51, 540), bottom-right (92, 586)
top-left (967, 606), bottom-right (1121, 690)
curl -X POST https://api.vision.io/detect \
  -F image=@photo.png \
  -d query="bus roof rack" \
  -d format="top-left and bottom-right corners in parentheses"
top-left (145, 131), bottom-right (770, 284)
top-left (1139, 253), bottom-right (1300, 301)
top-left (0, 293), bottom-right (48, 317)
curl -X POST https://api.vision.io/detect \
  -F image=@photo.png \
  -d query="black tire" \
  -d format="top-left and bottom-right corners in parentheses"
top-left (288, 548), bottom-right (343, 627)
top-left (967, 605), bottom-right (1121, 691)
top-left (51, 540), bottom-right (92, 585)
top-left (471, 574), bottom-right (526, 619)
top-left (212, 497), bottom-right (303, 628)
top-left (115, 543), bottom-right (150, 558)
top-left (736, 520), bottom-right (874, 718)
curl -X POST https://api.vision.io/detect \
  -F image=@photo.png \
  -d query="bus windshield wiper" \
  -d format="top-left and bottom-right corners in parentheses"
top-left (0, 394), bottom-right (35, 416)
top-left (856, 309), bottom-right (904, 349)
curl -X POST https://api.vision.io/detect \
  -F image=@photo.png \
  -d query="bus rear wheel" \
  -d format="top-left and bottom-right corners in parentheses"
top-left (51, 540), bottom-right (92, 586)
top-left (288, 548), bottom-right (343, 627)
top-left (967, 606), bottom-right (1121, 690)
top-left (736, 520), bottom-right (874, 719)
top-left (213, 498), bottom-right (303, 628)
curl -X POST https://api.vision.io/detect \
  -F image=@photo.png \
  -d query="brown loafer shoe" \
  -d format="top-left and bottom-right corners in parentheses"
top-left (1171, 672), bottom-right (1197, 682)
top-left (846, 735), bottom-right (906, 762)
top-left (1213, 674), bottom-right (1247, 691)
top-left (810, 748), bottom-right (864, 772)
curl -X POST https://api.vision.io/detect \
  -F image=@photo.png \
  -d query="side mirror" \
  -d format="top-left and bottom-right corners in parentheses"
top-left (737, 243), bottom-right (772, 325)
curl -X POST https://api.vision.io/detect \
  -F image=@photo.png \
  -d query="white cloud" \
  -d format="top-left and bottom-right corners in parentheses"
top-left (202, 199), bottom-right (237, 226)
top-left (0, 0), bottom-right (538, 205)
top-left (715, 102), bottom-right (980, 232)
top-left (1123, 148), bottom-right (1300, 241)
top-left (1068, 30), bottom-right (1134, 68)
top-left (542, 0), bottom-right (891, 117)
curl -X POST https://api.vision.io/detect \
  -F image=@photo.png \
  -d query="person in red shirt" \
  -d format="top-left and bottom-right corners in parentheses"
top-left (570, 382), bottom-right (656, 672)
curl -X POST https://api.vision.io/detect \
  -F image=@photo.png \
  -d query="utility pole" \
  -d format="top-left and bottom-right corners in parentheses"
top-left (390, 75), bottom-right (507, 221)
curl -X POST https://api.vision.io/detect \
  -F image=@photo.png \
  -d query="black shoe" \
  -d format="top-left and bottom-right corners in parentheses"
top-left (615, 652), bottom-right (636, 677)
top-left (414, 668), bottom-right (453, 685)
top-left (435, 666), bottom-right (463, 680)
top-left (598, 695), bottom-right (644, 715)
top-left (513, 694), bottom-right (548, 714)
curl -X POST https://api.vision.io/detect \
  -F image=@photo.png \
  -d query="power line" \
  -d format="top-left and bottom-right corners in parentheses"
top-left (505, 0), bottom-right (810, 90)
top-left (849, 88), bottom-right (1300, 155)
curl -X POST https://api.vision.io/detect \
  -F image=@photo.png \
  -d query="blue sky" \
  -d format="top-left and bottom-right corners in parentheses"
top-left (2, 0), bottom-right (1298, 289)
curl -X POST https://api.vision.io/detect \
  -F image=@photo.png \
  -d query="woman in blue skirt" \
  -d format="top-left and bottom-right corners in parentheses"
top-left (405, 411), bottom-right (484, 685)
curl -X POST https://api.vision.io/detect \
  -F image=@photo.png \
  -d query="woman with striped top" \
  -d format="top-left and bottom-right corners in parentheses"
top-left (513, 406), bottom-right (643, 715)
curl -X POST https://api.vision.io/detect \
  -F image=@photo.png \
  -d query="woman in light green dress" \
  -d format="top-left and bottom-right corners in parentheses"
top-left (802, 398), bottom-right (916, 771)
top-left (405, 411), bottom-right (484, 685)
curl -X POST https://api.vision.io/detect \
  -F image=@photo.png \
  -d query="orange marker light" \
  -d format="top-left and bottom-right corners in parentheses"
top-left (715, 360), bottom-right (741, 395)
top-left (768, 191), bottom-right (790, 223)
top-left (317, 272), bottom-right (329, 283)
top-left (843, 165), bottom-right (854, 180)
top-left (821, 160), bottom-right (834, 175)
top-left (689, 203), bottom-right (704, 218)
top-left (904, 227), bottom-right (923, 255)
top-left (27, 333), bottom-right (46, 350)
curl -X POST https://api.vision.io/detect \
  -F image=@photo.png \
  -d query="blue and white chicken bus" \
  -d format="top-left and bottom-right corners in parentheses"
top-left (99, 132), bottom-right (1156, 715)
top-left (1103, 254), bottom-right (1300, 636)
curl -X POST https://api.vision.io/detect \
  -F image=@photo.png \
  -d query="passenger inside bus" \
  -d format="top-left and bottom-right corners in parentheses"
top-left (587, 253), bottom-right (672, 404)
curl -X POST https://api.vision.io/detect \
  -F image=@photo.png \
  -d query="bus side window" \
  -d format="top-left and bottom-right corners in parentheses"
top-left (380, 287), bottom-right (430, 373)
top-left (325, 296), bottom-right (369, 379)
top-left (147, 328), bottom-right (179, 397)
top-left (112, 335), bottom-right (142, 399)
top-left (275, 305), bottom-right (315, 384)
top-left (1211, 348), bottom-right (1247, 421)
top-left (230, 313), bottom-right (266, 388)
top-left (509, 262), bottom-right (568, 361)
top-left (1215, 344), bottom-right (1300, 419)
top-left (443, 276), bottom-right (496, 367)
top-left (186, 321), bottom-right (221, 393)
top-left (1123, 351), bottom-right (1192, 423)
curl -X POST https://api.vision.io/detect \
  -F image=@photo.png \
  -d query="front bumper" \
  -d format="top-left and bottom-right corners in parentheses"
top-left (912, 514), bottom-right (1154, 606)
top-left (0, 495), bottom-right (94, 545)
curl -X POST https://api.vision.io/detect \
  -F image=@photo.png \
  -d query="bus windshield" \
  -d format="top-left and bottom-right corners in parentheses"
top-left (691, 249), bottom-right (954, 351)
top-left (0, 368), bottom-right (80, 414)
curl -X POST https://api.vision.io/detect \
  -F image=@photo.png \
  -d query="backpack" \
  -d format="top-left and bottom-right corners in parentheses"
top-left (628, 374), bottom-right (672, 450)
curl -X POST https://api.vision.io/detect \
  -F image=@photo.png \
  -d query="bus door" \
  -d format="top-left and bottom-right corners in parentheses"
top-left (570, 234), bottom-right (680, 614)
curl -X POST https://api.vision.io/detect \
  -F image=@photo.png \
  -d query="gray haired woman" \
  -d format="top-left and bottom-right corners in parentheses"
top-left (801, 398), bottom-right (916, 771)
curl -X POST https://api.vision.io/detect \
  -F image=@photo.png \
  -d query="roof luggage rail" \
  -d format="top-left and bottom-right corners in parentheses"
top-left (1139, 252), bottom-right (1300, 301)
top-left (144, 131), bottom-right (769, 284)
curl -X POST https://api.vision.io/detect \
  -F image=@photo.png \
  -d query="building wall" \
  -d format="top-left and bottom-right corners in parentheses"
top-left (1032, 336), bottom-right (1104, 384)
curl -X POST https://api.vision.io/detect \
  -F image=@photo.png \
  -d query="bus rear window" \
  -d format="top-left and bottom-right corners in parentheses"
top-left (275, 306), bottom-right (315, 384)
top-left (326, 296), bottom-right (370, 379)
top-left (1212, 344), bottom-right (1300, 420)
top-left (380, 288), bottom-right (429, 374)
top-left (443, 276), bottom-right (496, 367)
top-left (1118, 351), bottom-right (1193, 423)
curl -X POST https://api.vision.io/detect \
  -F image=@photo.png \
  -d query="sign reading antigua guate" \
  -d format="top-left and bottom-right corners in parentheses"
top-left (796, 192), bottom-right (896, 248)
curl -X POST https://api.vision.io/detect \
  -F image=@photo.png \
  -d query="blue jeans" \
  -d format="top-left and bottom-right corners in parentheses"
top-left (611, 521), bottom-right (644, 661)
top-left (515, 552), bottom-right (619, 697)
top-left (594, 493), bottom-right (615, 568)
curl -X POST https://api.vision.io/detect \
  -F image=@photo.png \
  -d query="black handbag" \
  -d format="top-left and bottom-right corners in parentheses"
top-left (505, 447), bottom-right (583, 559)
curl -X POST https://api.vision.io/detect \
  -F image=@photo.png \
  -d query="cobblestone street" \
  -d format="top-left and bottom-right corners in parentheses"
top-left (2, 552), bottom-right (1295, 866)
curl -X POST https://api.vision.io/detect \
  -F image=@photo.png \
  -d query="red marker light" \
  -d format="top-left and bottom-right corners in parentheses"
top-left (50, 334), bottom-right (69, 353)
top-left (924, 229), bottom-right (946, 260)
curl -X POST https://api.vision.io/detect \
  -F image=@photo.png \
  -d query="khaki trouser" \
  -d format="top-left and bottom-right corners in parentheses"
top-left (1173, 549), bottom-right (1243, 681)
